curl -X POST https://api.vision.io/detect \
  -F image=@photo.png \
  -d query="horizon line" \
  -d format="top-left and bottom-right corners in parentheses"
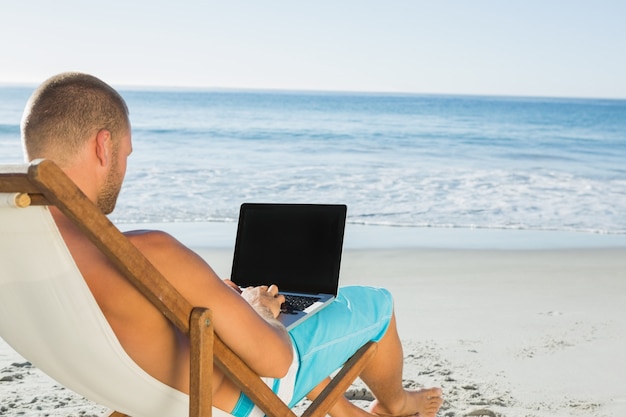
top-left (1, 80), bottom-right (624, 102)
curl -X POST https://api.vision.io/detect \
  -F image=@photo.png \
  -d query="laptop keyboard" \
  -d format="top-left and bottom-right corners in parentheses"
top-left (281, 294), bottom-right (321, 314)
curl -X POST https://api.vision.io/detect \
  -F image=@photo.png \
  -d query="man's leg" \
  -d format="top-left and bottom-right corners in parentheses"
top-left (289, 287), bottom-right (442, 417)
top-left (360, 314), bottom-right (442, 417)
top-left (304, 314), bottom-right (442, 417)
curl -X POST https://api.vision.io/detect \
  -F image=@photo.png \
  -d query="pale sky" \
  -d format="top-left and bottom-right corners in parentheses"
top-left (2, 0), bottom-right (625, 98)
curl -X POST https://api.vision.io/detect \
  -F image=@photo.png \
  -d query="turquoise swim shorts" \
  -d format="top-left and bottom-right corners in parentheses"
top-left (230, 285), bottom-right (394, 417)
top-left (288, 285), bottom-right (394, 406)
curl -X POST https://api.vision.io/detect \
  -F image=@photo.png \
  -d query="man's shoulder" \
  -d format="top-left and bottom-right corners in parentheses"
top-left (121, 228), bottom-right (219, 291)
top-left (123, 229), bottom-right (185, 255)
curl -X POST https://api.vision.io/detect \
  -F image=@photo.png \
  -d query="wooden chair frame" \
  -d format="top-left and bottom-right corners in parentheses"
top-left (0, 159), bottom-right (377, 417)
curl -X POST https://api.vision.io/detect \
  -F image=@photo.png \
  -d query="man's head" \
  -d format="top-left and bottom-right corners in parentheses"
top-left (21, 72), bottom-right (132, 214)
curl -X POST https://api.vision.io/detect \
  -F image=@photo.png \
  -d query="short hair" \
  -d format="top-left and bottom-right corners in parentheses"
top-left (21, 72), bottom-right (129, 165)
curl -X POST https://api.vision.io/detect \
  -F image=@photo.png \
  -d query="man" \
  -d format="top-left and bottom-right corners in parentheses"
top-left (21, 72), bottom-right (443, 417)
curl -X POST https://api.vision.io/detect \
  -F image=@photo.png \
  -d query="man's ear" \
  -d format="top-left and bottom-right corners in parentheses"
top-left (94, 129), bottom-right (112, 167)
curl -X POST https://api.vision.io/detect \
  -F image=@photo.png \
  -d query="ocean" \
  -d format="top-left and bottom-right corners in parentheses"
top-left (2, 86), bottom-right (625, 247)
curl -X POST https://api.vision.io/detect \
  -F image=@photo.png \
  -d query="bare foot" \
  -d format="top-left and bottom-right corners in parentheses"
top-left (370, 387), bottom-right (443, 417)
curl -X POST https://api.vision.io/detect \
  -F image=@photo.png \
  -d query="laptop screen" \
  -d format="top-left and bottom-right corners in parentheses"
top-left (231, 203), bottom-right (347, 295)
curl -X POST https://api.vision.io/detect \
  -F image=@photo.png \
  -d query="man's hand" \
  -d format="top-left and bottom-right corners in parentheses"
top-left (241, 284), bottom-right (285, 319)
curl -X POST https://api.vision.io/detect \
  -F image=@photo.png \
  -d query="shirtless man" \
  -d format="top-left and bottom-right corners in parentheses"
top-left (21, 72), bottom-right (443, 417)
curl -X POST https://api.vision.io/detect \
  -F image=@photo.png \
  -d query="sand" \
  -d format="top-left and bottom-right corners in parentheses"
top-left (2, 244), bottom-right (626, 417)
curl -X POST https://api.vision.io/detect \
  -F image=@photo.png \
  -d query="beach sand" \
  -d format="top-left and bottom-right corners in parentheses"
top-left (2, 245), bottom-right (625, 416)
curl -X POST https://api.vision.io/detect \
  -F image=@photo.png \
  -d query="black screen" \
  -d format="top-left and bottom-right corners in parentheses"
top-left (231, 203), bottom-right (346, 295)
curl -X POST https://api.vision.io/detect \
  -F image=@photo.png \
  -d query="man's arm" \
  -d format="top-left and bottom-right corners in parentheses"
top-left (127, 230), bottom-right (293, 378)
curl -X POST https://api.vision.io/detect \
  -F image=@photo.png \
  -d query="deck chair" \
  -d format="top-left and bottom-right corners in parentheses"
top-left (0, 159), bottom-right (378, 417)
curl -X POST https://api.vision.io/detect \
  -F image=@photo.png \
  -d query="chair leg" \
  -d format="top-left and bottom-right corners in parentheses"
top-left (189, 307), bottom-right (214, 417)
top-left (301, 341), bottom-right (378, 417)
top-left (214, 335), bottom-right (297, 417)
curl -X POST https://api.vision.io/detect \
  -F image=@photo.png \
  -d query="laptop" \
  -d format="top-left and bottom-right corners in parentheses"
top-left (230, 203), bottom-right (347, 330)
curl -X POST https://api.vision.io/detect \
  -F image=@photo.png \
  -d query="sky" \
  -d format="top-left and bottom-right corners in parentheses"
top-left (2, 0), bottom-right (625, 99)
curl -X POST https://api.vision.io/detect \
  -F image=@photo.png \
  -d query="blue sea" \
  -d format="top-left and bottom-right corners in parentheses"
top-left (2, 86), bottom-right (625, 248)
